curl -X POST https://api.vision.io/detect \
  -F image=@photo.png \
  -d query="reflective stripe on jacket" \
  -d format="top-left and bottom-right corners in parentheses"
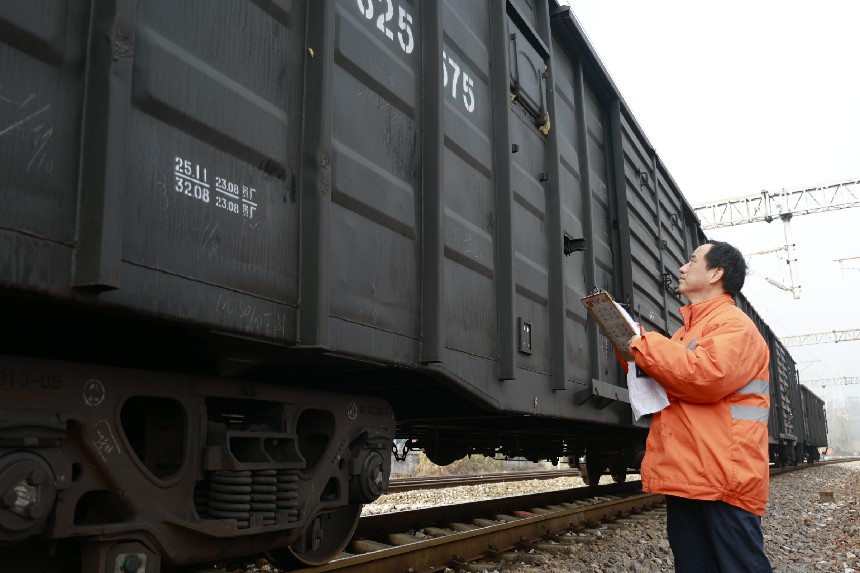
top-left (630, 294), bottom-right (771, 515)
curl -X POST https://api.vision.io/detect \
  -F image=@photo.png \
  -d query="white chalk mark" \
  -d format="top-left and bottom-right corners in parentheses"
top-left (0, 104), bottom-right (50, 137)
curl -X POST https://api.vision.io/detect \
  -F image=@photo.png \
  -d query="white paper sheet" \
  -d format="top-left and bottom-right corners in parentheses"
top-left (614, 303), bottom-right (670, 420)
top-left (627, 364), bottom-right (670, 421)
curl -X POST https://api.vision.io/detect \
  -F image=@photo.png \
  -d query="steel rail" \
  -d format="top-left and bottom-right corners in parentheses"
top-left (188, 460), bottom-right (860, 572)
top-left (291, 481), bottom-right (657, 573)
top-left (284, 461), bottom-right (860, 573)
top-left (387, 468), bottom-right (583, 492)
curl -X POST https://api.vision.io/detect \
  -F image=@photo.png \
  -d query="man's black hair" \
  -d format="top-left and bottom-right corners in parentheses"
top-left (704, 240), bottom-right (747, 296)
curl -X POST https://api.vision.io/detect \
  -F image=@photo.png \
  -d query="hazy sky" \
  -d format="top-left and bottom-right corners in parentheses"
top-left (562, 1), bottom-right (860, 412)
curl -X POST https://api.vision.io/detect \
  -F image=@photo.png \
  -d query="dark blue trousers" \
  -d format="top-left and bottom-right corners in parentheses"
top-left (665, 495), bottom-right (773, 573)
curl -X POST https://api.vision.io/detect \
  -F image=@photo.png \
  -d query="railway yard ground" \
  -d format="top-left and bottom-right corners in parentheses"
top-left (211, 460), bottom-right (860, 573)
top-left (494, 461), bottom-right (860, 573)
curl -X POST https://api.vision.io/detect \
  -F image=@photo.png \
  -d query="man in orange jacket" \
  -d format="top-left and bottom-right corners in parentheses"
top-left (627, 240), bottom-right (773, 573)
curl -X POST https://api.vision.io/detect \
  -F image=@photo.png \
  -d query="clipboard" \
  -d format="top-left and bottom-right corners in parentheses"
top-left (580, 291), bottom-right (638, 361)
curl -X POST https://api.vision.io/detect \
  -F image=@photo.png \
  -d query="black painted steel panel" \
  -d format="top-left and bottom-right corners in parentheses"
top-left (735, 294), bottom-right (786, 446)
top-left (799, 384), bottom-right (828, 448)
top-left (772, 338), bottom-right (799, 440)
top-left (1, 0), bottom-right (815, 434)
top-left (1, 0), bottom-right (303, 342)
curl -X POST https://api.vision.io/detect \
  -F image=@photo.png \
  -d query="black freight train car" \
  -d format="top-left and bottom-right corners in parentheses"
top-left (736, 295), bottom-right (799, 466)
top-left (0, 1), bottom-right (816, 570)
top-left (736, 296), bottom-right (829, 466)
top-left (796, 384), bottom-right (828, 463)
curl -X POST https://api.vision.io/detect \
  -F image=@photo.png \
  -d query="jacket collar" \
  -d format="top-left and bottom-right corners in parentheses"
top-left (679, 293), bottom-right (735, 330)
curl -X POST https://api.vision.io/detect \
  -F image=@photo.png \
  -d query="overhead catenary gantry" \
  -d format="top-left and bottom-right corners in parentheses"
top-left (781, 328), bottom-right (860, 347)
top-left (692, 178), bottom-right (860, 299)
top-left (803, 377), bottom-right (860, 387)
top-left (693, 178), bottom-right (860, 229)
top-left (781, 331), bottom-right (859, 399)
top-left (834, 255), bottom-right (860, 275)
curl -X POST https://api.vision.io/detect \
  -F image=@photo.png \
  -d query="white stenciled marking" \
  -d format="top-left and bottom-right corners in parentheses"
top-left (376, 0), bottom-right (394, 40)
top-left (356, 0), bottom-right (414, 55)
top-left (174, 156), bottom-right (210, 204)
top-left (442, 52), bottom-right (476, 113)
top-left (172, 155), bottom-right (261, 220)
top-left (397, 7), bottom-right (414, 53)
top-left (91, 419), bottom-right (123, 463)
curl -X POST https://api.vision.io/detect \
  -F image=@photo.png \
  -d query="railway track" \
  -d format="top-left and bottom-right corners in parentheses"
top-left (288, 481), bottom-right (658, 573)
top-left (195, 459), bottom-right (860, 572)
top-left (388, 458), bottom-right (860, 494)
top-left (387, 469), bottom-right (583, 492)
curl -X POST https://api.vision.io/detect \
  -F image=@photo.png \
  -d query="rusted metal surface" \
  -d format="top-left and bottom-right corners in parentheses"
top-left (0, 354), bottom-right (395, 571)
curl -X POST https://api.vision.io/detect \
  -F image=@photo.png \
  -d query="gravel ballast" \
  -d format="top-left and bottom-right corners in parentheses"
top-left (365, 461), bottom-right (860, 572)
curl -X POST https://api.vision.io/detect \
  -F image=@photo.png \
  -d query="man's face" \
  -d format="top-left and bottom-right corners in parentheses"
top-left (679, 244), bottom-right (715, 301)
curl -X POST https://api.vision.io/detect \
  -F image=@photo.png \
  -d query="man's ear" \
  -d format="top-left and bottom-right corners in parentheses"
top-left (710, 267), bottom-right (724, 284)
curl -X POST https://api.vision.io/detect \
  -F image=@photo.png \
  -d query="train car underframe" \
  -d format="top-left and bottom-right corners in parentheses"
top-left (1, 351), bottom-right (651, 571)
top-left (769, 437), bottom-right (821, 467)
top-left (0, 354), bottom-right (394, 572)
top-left (399, 423), bottom-right (647, 486)
top-left (0, 301), bottom-right (648, 571)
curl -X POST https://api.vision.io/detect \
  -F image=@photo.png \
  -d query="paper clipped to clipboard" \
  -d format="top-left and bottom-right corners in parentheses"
top-left (580, 291), bottom-right (638, 361)
top-left (580, 291), bottom-right (670, 419)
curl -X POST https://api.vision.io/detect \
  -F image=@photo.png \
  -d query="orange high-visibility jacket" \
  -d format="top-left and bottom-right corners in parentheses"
top-left (630, 293), bottom-right (771, 515)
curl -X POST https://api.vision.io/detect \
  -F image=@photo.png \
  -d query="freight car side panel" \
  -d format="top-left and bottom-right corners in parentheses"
top-left (682, 210), bottom-right (706, 264)
top-left (432, 4), bottom-right (631, 419)
top-left (655, 165), bottom-right (687, 334)
top-left (790, 367), bottom-right (806, 445)
top-left (0, 2), bottom-right (88, 291)
top-left (440, 0), bottom-right (499, 369)
top-left (510, 52), bottom-right (551, 378)
top-left (771, 337), bottom-right (798, 439)
top-left (123, 1), bottom-right (301, 338)
top-left (582, 85), bottom-right (624, 387)
top-left (439, 0), bottom-right (562, 408)
top-left (552, 39), bottom-right (591, 388)
top-left (329, 0), bottom-right (421, 357)
top-left (0, 1), bottom-right (304, 342)
top-left (305, 0), bottom-right (637, 421)
top-left (620, 114), bottom-right (666, 335)
top-left (552, 35), bottom-right (627, 399)
top-left (800, 385), bottom-right (828, 447)
top-left (736, 295), bottom-right (780, 443)
top-left (497, 0), bottom-right (627, 417)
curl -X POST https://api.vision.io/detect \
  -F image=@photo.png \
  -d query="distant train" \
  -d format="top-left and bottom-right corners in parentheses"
top-left (0, 0), bottom-right (825, 571)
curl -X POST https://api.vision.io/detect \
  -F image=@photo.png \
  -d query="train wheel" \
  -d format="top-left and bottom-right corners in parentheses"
top-left (609, 454), bottom-right (627, 483)
top-left (266, 504), bottom-right (361, 568)
top-left (611, 468), bottom-right (627, 483)
top-left (580, 454), bottom-right (608, 486)
top-left (423, 448), bottom-right (468, 467)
